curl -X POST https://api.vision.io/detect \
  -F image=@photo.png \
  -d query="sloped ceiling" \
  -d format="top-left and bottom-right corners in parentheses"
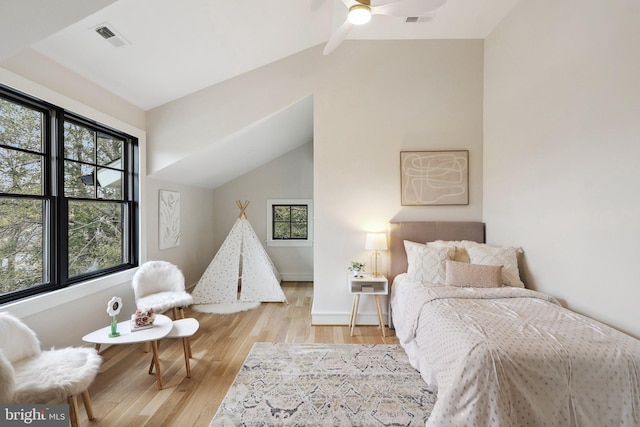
top-left (0, 0), bottom-right (519, 189)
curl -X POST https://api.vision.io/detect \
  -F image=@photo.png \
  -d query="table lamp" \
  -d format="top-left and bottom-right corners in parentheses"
top-left (365, 232), bottom-right (388, 277)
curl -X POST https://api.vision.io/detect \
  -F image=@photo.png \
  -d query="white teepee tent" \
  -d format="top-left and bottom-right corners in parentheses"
top-left (191, 201), bottom-right (287, 313)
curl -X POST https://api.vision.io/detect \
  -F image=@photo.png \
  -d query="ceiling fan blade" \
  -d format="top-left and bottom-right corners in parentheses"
top-left (323, 19), bottom-right (353, 55)
top-left (372, 0), bottom-right (446, 17)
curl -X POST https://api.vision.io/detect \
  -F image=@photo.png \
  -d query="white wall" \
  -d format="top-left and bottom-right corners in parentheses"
top-left (148, 40), bottom-right (485, 326)
top-left (484, 0), bottom-right (640, 337)
top-left (211, 142), bottom-right (314, 281)
top-left (144, 178), bottom-right (217, 287)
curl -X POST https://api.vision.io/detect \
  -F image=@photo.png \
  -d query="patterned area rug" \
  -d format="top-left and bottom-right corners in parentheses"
top-left (210, 343), bottom-right (436, 426)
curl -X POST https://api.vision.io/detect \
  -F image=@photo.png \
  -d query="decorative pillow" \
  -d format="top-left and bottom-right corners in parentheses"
top-left (426, 240), bottom-right (479, 263)
top-left (404, 240), bottom-right (454, 285)
top-left (466, 245), bottom-right (524, 288)
top-left (445, 260), bottom-right (503, 288)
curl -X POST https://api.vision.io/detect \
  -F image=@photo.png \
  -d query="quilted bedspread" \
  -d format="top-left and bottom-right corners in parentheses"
top-left (391, 277), bottom-right (640, 427)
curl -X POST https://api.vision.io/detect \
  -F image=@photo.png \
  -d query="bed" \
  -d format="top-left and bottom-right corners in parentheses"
top-left (389, 221), bottom-right (640, 426)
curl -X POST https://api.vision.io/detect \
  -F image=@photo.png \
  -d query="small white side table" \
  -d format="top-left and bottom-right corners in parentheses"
top-left (150, 318), bottom-right (199, 378)
top-left (82, 314), bottom-right (173, 389)
top-left (348, 274), bottom-right (389, 337)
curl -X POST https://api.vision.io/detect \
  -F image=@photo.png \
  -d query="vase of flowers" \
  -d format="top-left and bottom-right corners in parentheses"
top-left (348, 261), bottom-right (366, 278)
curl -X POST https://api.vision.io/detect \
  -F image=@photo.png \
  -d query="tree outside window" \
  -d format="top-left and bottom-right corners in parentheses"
top-left (0, 86), bottom-right (138, 303)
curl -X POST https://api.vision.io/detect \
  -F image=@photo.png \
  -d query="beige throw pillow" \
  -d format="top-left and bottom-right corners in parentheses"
top-left (445, 260), bottom-right (503, 288)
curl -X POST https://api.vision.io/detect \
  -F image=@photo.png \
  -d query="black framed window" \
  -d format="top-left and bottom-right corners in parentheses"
top-left (266, 199), bottom-right (313, 247)
top-left (0, 85), bottom-right (138, 304)
top-left (272, 204), bottom-right (308, 240)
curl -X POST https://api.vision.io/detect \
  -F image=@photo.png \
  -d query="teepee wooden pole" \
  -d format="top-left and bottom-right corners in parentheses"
top-left (237, 200), bottom-right (250, 218)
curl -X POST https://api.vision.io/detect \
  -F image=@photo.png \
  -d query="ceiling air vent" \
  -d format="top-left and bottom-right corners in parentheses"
top-left (405, 15), bottom-right (435, 23)
top-left (93, 23), bottom-right (130, 48)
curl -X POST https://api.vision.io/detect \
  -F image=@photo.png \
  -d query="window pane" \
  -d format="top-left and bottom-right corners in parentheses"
top-left (0, 198), bottom-right (44, 294)
top-left (97, 133), bottom-right (123, 167)
top-left (64, 122), bottom-right (94, 163)
top-left (0, 98), bottom-right (43, 152)
top-left (97, 169), bottom-right (123, 199)
top-left (273, 206), bottom-right (290, 221)
top-left (68, 201), bottom-right (124, 277)
top-left (291, 223), bottom-right (307, 239)
top-left (290, 206), bottom-right (307, 222)
top-left (65, 161), bottom-right (95, 198)
top-left (0, 147), bottom-right (43, 195)
top-left (274, 222), bottom-right (290, 239)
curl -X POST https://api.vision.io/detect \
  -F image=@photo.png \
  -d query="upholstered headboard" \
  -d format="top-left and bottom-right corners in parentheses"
top-left (389, 221), bottom-right (485, 284)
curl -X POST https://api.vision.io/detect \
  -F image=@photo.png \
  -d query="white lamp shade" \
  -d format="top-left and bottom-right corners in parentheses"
top-left (365, 233), bottom-right (388, 251)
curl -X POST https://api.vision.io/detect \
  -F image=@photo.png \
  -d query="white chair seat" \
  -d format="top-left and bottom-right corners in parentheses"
top-left (0, 312), bottom-right (102, 427)
top-left (132, 261), bottom-right (193, 320)
top-left (136, 291), bottom-right (193, 314)
top-left (13, 347), bottom-right (102, 403)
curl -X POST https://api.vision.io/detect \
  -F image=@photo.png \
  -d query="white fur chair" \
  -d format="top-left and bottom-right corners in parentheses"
top-left (0, 312), bottom-right (102, 427)
top-left (132, 260), bottom-right (193, 319)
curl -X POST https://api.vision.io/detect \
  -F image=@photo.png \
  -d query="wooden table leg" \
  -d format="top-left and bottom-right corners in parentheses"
top-left (374, 295), bottom-right (386, 337)
top-left (151, 340), bottom-right (163, 390)
top-left (350, 295), bottom-right (360, 337)
top-left (182, 337), bottom-right (192, 378)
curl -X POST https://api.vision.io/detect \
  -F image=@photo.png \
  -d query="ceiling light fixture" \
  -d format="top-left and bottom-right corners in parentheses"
top-left (348, 4), bottom-right (372, 25)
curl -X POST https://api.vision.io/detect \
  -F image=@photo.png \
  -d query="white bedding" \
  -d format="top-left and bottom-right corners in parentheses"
top-left (390, 274), bottom-right (640, 426)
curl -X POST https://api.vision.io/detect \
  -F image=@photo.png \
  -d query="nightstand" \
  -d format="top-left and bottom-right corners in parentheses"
top-left (348, 274), bottom-right (388, 337)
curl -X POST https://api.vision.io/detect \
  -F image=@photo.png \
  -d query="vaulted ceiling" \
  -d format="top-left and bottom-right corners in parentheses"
top-left (1, 0), bottom-right (519, 188)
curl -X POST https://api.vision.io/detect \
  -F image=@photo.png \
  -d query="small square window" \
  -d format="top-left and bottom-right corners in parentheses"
top-left (266, 199), bottom-right (313, 247)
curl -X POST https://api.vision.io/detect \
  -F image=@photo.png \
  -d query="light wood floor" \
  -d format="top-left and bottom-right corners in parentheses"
top-left (78, 282), bottom-right (399, 427)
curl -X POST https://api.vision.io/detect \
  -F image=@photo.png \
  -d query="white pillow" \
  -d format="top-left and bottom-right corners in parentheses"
top-left (466, 245), bottom-right (524, 288)
top-left (404, 240), bottom-right (454, 285)
top-left (427, 240), bottom-right (479, 263)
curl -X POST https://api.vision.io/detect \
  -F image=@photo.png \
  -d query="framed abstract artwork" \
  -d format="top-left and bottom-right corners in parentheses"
top-left (400, 150), bottom-right (469, 206)
top-left (159, 190), bottom-right (180, 249)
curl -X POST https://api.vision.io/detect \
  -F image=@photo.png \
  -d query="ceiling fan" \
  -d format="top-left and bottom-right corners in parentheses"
top-left (323, 0), bottom-right (447, 55)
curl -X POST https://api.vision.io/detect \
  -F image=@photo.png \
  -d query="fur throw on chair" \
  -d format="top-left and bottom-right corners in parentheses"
top-left (12, 346), bottom-right (102, 403)
top-left (0, 313), bottom-right (102, 404)
top-left (0, 350), bottom-right (16, 403)
top-left (132, 261), bottom-right (193, 313)
top-left (132, 260), bottom-right (186, 296)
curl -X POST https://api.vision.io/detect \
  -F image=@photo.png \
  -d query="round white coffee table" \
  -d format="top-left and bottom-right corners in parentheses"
top-left (82, 314), bottom-right (173, 389)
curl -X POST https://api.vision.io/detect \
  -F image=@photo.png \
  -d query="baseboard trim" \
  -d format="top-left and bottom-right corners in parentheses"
top-left (279, 273), bottom-right (313, 282)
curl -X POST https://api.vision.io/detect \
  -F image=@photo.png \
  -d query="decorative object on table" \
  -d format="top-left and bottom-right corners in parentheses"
top-left (210, 342), bottom-right (435, 426)
top-left (365, 232), bottom-right (388, 277)
top-left (400, 150), bottom-right (469, 206)
top-left (106, 296), bottom-right (122, 337)
top-left (159, 189), bottom-right (181, 250)
top-left (131, 307), bottom-right (156, 331)
top-left (191, 201), bottom-right (287, 315)
top-left (348, 261), bottom-right (365, 277)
